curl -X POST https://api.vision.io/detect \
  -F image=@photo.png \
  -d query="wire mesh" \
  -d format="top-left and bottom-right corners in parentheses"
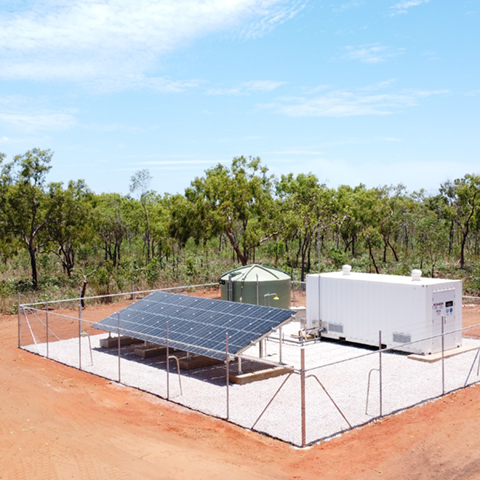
top-left (17, 290), bottom-right (480, 448)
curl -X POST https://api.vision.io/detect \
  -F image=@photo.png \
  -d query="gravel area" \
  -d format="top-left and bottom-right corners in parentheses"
top-left (23, 320), bottom-right (480, 447)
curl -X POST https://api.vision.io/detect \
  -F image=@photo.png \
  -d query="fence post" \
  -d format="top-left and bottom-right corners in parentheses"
top-left (441, 315), bottom-right (445, 395)
top-left (279, 327), bottom-right (283, 364)
top-left (117, 312), bottom-right (121, 383)
top-left (226, 333), bottom-right (230, 421)
top-left (79, 294), bottom-right (82, 370)
top-left (46, 299), bottom-right (49, 359)
top-left (166, 322), bottom-right (170, 400)
top-left (17, 292), bottom-right (21, 348)
top-left (132, 281), bottom-right (135, 303)
top-left (379, 330), bottom-right (383, 417)
top-left (301, 348), bottom-right (306, 448)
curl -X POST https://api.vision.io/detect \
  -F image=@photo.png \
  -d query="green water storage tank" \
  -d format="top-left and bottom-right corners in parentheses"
top-left (219, 264), bottom-right (291, 309)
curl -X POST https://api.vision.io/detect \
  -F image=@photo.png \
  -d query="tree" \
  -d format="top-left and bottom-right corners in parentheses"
top-left (276, 173), bottom-right (334, 280)
top-left (416, 212), bottom-right (449, 277)
top-left (0, 149), bottom-right (58, 289)
top-left (93, 193), bottom-right (129, 267)
top-left (439, 175), bottom-right (480, 269)
top-left (130, 169), bottom-right (154, 262)
top-left (185, 156), bottom-right (274, 265)
top-left (48, 180), bottom-right (93, 277)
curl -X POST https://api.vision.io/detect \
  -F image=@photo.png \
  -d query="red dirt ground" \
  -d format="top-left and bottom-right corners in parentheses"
top-left (2, 300), bottom-right (480, 479)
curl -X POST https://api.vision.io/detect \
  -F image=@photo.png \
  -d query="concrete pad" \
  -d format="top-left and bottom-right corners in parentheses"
top-left (134, 345), bottom-right (166, 359)
top-left (229, 365), bottom-right (294, 385)
top-left (408, 344), bottom-right (478, 363)
top-left (178, 355), bottom-right (223, 370)
top-left (99, 336), bottom-right (143, 349)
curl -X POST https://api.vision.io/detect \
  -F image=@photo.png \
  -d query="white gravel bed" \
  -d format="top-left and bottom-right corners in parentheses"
top-left (23, 326), bottom-right (480, 447)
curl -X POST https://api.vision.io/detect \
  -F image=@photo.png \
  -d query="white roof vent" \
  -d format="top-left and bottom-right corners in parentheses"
top-left (342, 265), bottom-right (352, 276)
top-left (411, 269), bottom-right (422, 281)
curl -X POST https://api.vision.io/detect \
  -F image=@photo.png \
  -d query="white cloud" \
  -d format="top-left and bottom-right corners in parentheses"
top-left (207, 80), bottom-right (286, 95)
top-left (335, 1), bottom-right (364, 12)
top-left (261, 84), bottom-right (448, 117)
top-left (343, 44), bottom-right (405, 63)
top-left (0, 0), bottom-right (303, 90)
top-left (0, 112), bottom-right (76, 131)
top-left (0, 96), bottom-right (76, 131)
top-left (390, 0), bottom-right (431, 16)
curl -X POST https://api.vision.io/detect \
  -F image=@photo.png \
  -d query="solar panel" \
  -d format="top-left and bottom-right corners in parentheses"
top-left (93, 291), bottom-right (293, 360)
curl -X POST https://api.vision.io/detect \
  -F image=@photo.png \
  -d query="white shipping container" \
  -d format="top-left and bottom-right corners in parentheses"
top-left (306, 266), bottom-right (462, 355)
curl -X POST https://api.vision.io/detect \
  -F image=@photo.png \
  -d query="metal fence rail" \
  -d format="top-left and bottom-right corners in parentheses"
top-left (17, 288), bottom-right (480, 448)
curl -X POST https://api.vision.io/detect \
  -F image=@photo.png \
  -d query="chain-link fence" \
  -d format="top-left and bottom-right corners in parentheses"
top-left (17, 286), bottom-right (480, 448)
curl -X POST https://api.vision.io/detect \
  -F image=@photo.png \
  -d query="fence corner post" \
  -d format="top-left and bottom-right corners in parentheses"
top-left (301, 347), bottom-right (306, 448)
top-left (46, 299), bottom-right (49, 359)
top-left (79, 291), bottom-right (83, 370)
top-left (17, 292), bottom-right (21, 348)
top-left (226, 333), bottom-right (229, 421)
top-left (117, 312), bottom-right (121, 383)
top-left (379, 330), bottom-right (383, 417)
top-left (442, 315), bottom-right (445, 395)
top-left (166, 321), bottom-right (169, 400)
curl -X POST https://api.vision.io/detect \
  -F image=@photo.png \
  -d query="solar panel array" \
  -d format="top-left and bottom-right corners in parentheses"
top-left (93, 291), bottom-right (293, 360)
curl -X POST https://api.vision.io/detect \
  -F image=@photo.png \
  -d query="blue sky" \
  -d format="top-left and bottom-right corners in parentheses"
top-left (0, 0), bottom-right (479, 196)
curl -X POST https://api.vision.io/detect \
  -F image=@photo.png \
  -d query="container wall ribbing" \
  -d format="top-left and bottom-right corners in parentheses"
top-left (306, 271), bottom-right (462, 355)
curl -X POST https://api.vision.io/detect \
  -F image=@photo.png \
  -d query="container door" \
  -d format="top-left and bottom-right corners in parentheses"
top-left (431, 289), bottom-right (456, 354)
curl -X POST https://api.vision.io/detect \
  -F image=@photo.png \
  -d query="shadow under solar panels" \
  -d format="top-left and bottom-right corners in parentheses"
top-left (93, 291), bottom-right (293, 360)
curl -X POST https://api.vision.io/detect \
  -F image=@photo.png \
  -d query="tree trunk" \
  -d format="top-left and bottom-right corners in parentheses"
top-left (388, 241), bottom-right (399, 262)
top-left (460, 231), bottom-right (468, 269)
top-left (367, 241), bottom-right (379, 274)
top-left (29, 246), bottom-right (38, 289)
top-left (225, 229), bottom-right (247, 266)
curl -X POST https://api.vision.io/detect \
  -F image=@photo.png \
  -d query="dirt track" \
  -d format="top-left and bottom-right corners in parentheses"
top-left (2, 303), bottom-right (480, 479)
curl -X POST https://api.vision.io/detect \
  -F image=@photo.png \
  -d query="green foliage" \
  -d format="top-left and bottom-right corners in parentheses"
top-left (2, 149), bottom-right (480, 313)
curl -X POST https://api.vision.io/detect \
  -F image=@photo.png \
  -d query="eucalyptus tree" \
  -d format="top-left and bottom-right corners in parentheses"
top-left (276, 173), bottom-right (334, 280)
top-left (439, 174), bottom-right (480, 269)
top-left (352, 186), bottom-right (385, 273)
top-left (0, 149), bottom-right (59, 289)
top-left (376, 185), bottom-right (410, 263)
top-left (93, 193), bottom-right (130, 267)
top-left (332, 184), bottom-right (366, 256)
top-left (148, 193), bottom-right (174, 263)
top-left (47, 179), bottom-right (93, 277)
top-left (185, 156), bottom-right (275, 265)
top-left (129, 169), bottom-right (154, 262)
top-left (416, 211), bottom-right (449, 277)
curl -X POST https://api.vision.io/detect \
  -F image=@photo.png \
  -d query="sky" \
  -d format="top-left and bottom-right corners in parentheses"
top-left (0, 0), bottom-right (479, 196)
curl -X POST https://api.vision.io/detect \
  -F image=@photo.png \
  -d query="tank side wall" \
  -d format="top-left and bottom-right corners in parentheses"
top-left (230, 279), bottom-right (291, 308)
